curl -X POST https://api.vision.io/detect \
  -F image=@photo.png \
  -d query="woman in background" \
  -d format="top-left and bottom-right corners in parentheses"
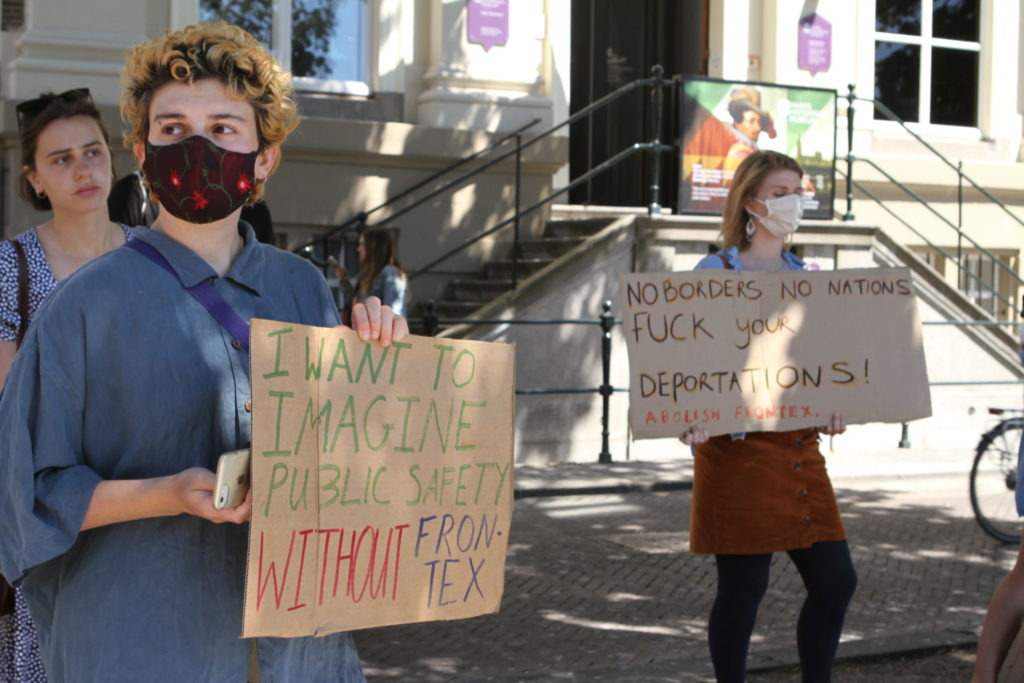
top-left (0, 88), bottom-right (133, 682)
top-left (680, 150), bottom-right (856, 683)
top-left (335, 226), bottom-right (408, 321)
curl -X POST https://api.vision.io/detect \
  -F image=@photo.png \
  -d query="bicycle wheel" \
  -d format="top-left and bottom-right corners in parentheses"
top-left (971, 418), bottom-right (1024, 545)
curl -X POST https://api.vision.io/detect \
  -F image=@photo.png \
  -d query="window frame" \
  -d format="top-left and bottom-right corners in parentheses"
top-left (872, 0), bottom-right (982, 134)
top-left (194, 0), bottom-right (373, 97)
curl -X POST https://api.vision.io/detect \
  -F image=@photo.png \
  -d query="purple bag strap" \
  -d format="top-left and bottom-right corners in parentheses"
top-left (125, 239), bottom-right (250, 352)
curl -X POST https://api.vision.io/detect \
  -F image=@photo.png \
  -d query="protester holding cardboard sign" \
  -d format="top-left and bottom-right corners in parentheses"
top-left (0, 86), bottom-right (135, 683)
top-left (678, 151), bottom-right (856, 683)
top-left (0, 23), bottom-right (406, 682)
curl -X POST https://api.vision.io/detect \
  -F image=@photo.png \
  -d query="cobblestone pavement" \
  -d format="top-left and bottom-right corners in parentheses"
top-left (353, 454), bottom-right (1017, 681)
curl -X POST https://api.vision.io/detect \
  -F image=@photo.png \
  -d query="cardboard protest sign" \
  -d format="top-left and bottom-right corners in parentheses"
top-left (244, 320), bottom-right (515, 637)
top-left (621, 267), bottom-right (931, 439)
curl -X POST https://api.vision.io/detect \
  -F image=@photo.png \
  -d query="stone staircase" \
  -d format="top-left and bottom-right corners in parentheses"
top-left (417, 216), bottom-right (616, 330)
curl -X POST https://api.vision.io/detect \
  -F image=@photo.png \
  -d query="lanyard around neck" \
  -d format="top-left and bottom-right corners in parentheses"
top-left (125, 239), bottom-right (251, 352)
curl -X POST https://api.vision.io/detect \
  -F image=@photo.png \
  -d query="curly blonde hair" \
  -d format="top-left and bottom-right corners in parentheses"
top-left (719, 150), bottom-right (804, 250)
top-left (120, 22), bottom-right (299, 203)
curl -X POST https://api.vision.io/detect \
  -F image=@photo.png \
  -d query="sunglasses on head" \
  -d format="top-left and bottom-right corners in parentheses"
top-left (15, 88), bottom-right (94, 133)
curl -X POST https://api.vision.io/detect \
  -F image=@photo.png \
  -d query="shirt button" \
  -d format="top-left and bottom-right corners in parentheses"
top-left (244, 400), bottom-right (252, 412)
top-left (231, 339), bottom-right (242, 349)
top-left (793, 463), bottom-right (802, 471)
top-left (794, 438), bottom-right (803, 445)
top-left (799, 489), bottom-right (808, 496)
top-left (803, 516), bottom-right (812, 524)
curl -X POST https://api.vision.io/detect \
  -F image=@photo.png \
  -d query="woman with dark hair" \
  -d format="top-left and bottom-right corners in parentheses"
top-left (336, 226), bottom-right (409, 319)
top-left (680, 150), bottom-right (856, 683)
top-left (0, 89), bottom-right (134, 682)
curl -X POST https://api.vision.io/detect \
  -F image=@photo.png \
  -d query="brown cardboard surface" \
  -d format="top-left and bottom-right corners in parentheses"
top-left (620, 267), bottom-right (931, 439)
top-left (243, 320), bottom-right (515, 637)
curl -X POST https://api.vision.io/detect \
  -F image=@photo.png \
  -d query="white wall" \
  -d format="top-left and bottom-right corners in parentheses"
top-left (1, 0), bottom-right (567, 293)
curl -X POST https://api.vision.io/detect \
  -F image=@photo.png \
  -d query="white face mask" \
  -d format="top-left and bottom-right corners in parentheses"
top-left (751, 194), bottom-right (804, 237)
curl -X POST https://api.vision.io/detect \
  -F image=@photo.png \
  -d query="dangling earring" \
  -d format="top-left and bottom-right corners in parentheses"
top-left (745, 219), bottom-right (756, 242)
top-left (35, 188), bottom-right (46, 199)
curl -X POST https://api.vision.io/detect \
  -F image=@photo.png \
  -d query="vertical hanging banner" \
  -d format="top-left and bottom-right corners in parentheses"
top-left (467, 0), bottom-right (509, 52)
top-left (244, 320), bottom-right (515, 637)
top-left (620, 268), bottom-right (932, 439)
top-left (798, 13), bottom-right (833, 76)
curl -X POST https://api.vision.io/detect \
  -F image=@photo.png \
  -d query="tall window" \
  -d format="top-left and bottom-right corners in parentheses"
top-left (958, 250), bottom-right (1017, 319)
top-left (873, 0), bottom-right (980, 126)
top-left (200, 0), bottom-right (368, 94)
top-left (2, 0), bottom-right (25, 30)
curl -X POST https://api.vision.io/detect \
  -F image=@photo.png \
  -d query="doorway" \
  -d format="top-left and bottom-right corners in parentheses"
top-left (569, 0), bottom-right (707, 210)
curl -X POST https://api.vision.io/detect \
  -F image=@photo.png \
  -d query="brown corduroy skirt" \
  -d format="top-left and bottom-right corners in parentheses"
top-left (690, 427), bottom-right (847, 555)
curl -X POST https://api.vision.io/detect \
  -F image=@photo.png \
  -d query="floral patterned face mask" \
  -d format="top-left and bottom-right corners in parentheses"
top-left (141, 135), bottom-right (259, 224)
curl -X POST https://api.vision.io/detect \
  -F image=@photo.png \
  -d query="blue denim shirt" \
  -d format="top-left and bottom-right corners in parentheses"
top-left (342, 264), bottom-right (408, 317)
top-left (0, 226), bottom-right (364, 682)
top-left (694, 246), bottom-right (807, 440)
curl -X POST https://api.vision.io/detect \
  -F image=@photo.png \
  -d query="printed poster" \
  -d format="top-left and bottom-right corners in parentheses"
top-left (678, 77), bottom-right (836, 218)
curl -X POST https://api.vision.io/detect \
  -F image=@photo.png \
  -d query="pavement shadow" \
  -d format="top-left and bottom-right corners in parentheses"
top-left (354, 485), bottom-right (1016, 681)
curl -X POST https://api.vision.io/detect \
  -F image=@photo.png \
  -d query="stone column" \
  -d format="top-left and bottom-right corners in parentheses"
top-left (3, 0), bottom-right (160, 104)
top-left (416, 0), bottom-right (552, 132)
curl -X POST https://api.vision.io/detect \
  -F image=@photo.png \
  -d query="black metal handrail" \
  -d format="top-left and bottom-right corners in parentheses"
top-left (409, 139), bottom-right (674, 279)
top-left (416, 300), bottom-right (625, 463)
top-left (844, 88), bottom-right (1024, 231)
top-left (293, 116), bottom-right (542, 265)
top-left (408, 66), bottom-right (674, 280)
top-left (838, 168), bottom-right (1020, 317)
top-left (296, 66), bottom-right (676, 293)
top-left (841, 85), bottom-right (1024, 319)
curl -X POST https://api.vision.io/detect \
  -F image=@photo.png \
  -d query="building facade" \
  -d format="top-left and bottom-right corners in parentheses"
top-left (1, 1), bottom-right (1023, 461)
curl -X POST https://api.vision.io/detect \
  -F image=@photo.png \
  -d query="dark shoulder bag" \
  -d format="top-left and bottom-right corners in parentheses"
top-left (0, 239), bottom-right (29, 616)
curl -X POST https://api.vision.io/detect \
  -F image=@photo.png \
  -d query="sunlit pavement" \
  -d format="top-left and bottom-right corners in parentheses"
top-left (354, 450), bottom-right (1016, 681)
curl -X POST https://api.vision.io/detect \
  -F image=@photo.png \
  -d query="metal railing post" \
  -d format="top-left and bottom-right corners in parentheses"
top-left (844, 84), bottom-right (856, 221)
top-left (648, 65), bottom-right (665, 216)
top-left (990, 256), bottom-right (997, 316)
top-left (599, 300), bottom-right (614, 463)
top-left (957, 160), bottom-right (963, 287)
top-left (422, 300), bottom-right (439, 337)
top-left (513, 132), bottom-right (522, 289)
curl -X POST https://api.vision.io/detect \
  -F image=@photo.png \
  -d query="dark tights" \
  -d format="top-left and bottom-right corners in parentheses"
top-left (707, 540), bottom-right (857, 683)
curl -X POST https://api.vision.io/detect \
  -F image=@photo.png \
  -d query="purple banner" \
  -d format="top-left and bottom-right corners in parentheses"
top-left (798, 14), bottom-right (832, 76)
top-left (467, 0), bottom-right (509, 52)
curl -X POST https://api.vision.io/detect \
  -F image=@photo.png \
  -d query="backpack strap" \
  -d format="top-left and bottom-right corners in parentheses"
top-left (10, 240), bottom-right (30, 348)
top-left (715, 251), bottom-right (734, 270)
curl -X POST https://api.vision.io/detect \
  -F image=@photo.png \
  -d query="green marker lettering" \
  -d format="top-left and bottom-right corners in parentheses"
top-left (262, 327), bottom-right (293, 378)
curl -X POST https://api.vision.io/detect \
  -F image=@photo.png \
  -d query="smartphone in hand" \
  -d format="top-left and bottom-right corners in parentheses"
top-left (213, 449), bottom-right (250, 510)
